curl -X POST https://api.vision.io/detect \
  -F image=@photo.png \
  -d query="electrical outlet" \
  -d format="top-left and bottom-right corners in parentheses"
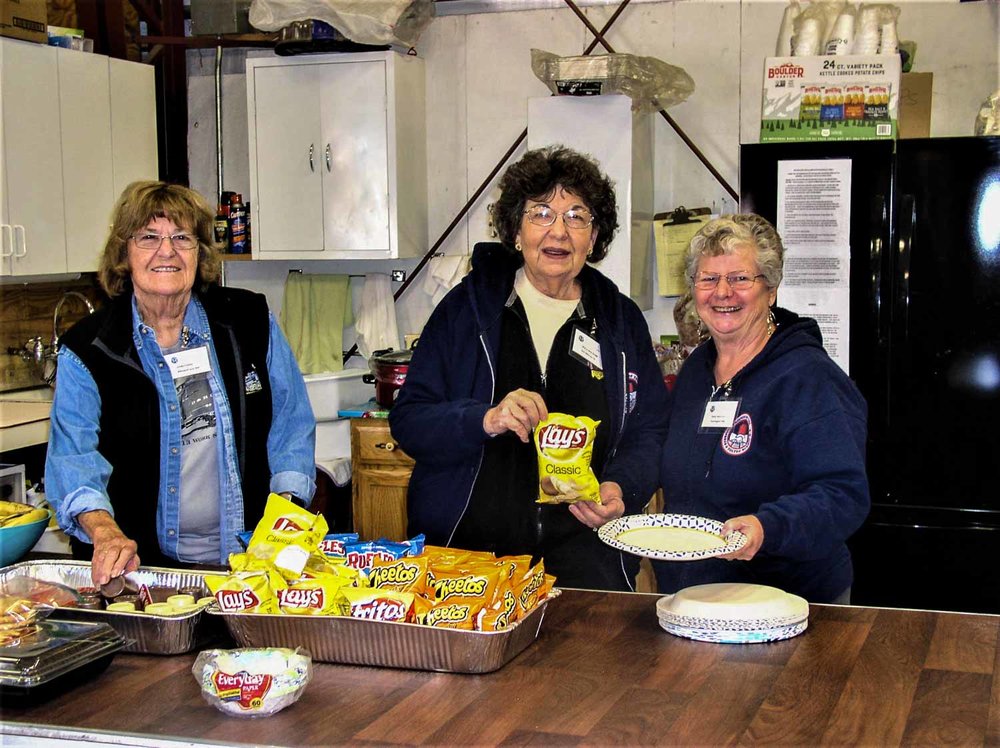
top-left (391, 270), bottom-right (406, 282)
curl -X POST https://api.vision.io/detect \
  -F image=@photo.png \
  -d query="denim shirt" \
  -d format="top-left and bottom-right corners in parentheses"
top-left (46, 295), bottom-right (316, 563)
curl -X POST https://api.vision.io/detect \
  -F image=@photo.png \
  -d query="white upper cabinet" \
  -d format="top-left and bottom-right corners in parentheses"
top-left (246, 50), bottom-right (427, 260)
top-left (0, 40), bottom-right (66, 276)
top-left (0, 39), bottom-right (157, 277)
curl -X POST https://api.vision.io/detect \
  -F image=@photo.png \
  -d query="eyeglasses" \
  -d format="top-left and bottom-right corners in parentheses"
top-left (523, 205), bottom-right (594, 230)
top-left (131, 232), bottom-right (198, 251)
top-left (693, 273), bottom-right (767, 291)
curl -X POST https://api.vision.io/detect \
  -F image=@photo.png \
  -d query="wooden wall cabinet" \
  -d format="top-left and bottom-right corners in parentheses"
top-left (0, 39), bottom-right (157, 277)
top-left (246, 50), bottom-right (427, 261)
top-left (350, 418), bottom-right (413, 542)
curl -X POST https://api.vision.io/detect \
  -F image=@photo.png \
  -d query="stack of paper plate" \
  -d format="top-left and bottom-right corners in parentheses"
top-left (656, 583), bottom-right (809, 644)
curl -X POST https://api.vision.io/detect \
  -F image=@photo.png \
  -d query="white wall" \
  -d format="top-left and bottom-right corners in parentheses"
top-left (188, 0), bottom-right (1000, 353)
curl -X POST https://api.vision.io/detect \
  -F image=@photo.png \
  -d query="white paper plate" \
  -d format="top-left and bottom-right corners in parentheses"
top-left (598, 514), bottom-right (747, 561)
top-left (656, 583), bottom-right (809, 631)
top-left (658, 617), bottom-right (808, 644)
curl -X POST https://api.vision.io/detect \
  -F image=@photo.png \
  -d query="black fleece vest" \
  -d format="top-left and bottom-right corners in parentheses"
top-left (59, 286), bottom-right (274, 565)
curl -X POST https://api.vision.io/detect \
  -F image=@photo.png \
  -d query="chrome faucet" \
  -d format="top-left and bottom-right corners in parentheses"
top-left (6, 291), bottom-right (95, 384)
top-left (52, 291), bottom-right (95, 350)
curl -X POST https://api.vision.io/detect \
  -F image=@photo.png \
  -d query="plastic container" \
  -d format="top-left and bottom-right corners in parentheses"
top-left (0, 510), bottom-right (52, 567)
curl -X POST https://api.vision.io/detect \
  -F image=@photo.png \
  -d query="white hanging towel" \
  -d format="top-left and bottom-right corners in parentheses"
top-left (422, 255), bottom-right (470, 305)
top-left (355, 273), bottom-right (400, 358)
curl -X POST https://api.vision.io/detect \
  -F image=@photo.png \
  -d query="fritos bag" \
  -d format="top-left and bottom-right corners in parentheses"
top-left (534, 413), bottom-right (601, 504)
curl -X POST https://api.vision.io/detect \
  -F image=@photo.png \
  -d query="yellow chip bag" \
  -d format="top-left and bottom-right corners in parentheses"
top-left (277, 577), bottom-right (350, 616)
top-left (534, 413), bottom-right (601, 504)
top-left (247, 493), bottom-right (329, 581)
top-left (205, 570), bottom-right (285, 614)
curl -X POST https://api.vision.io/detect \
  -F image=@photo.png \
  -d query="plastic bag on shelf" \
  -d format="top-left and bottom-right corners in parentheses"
top-left (249, 0), bottom-right (434, 47)
top-left (975, 90), bottom-right (1000, 136)
top-left (531, 49), bottom-right (694, 113)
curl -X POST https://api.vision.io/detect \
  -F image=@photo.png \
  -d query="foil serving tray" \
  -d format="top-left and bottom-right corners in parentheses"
top-left (0, 560), bottom-right (229, 655)
top-left (208, 590), bottom-right (561, 674)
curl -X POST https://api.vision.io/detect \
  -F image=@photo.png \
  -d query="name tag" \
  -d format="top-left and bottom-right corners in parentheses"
top-left (570, 327), bottom-right (602, 371)
top-left (701, 399), bottom-right (739, 430)
top-left (166, 346), bottom-right (211, 379)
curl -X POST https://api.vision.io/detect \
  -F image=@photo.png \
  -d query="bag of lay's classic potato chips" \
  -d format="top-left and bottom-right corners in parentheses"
top-left (205, 570), bottom-right (285, 614)
top-left (247, 493), bottom-right (329, 581)
top-left (277, 577), bottom-right (351, 616)
top-left (534, 413), bottom-right (601, 504)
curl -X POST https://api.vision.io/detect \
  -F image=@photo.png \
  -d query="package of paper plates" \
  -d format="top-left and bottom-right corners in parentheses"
top-left (656, 583), bottom-right (808, 644)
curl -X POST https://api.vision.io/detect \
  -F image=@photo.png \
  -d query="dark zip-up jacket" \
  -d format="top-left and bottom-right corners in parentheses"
top-left (655, 307), bottom-right (870, 602)
top-left (390, 242), bottom-right (670, 549)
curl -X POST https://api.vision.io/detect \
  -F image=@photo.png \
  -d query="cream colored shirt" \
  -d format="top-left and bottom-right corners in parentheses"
top-left (514, 268), bottom-right (579, 376)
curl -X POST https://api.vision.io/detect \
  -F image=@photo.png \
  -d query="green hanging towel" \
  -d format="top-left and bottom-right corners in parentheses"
top-left (279, 273), bottom-right (354, 374)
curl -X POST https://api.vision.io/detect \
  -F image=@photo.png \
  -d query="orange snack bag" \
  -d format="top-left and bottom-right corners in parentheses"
top-left (367, 556), bottom-right (430, 596)
top-left (429, 565), bottom-right (502, 608)
top-left (423, 600), bottom-right (482, 630)
top-left (513, 562), bottom-right (548, 618)
top-left (247, 493), bottom-right (329, 581)
top-left (534, 413), bottom-right (601, 504)
top-left (479, 586), bottom-right (518, 631)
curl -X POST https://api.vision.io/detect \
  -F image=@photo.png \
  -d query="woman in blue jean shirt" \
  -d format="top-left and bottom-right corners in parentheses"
top-left (45, 181), bottom-right (316, 586)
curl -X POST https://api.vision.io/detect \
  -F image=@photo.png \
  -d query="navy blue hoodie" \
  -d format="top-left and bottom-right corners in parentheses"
top-left (390, 243), bottom-right (670, 551)
top-left (654, 307), bottom-right (870, 602)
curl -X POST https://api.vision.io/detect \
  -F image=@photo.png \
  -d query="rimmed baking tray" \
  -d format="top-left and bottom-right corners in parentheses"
top-left (207, 590), bottom-right (561, 674)
top-left (0, 560), bottom-right (230, 655)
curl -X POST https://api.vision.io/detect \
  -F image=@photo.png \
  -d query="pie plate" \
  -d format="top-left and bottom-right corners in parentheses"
top-left (597, 514), bottom-right (746, 561)
top-left (658, 617), bottom-right (808, 644)
top-left (656, 583), bottom-right (809, 632)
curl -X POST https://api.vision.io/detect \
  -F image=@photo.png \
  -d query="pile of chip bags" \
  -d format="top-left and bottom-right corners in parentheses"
top-left (205, 494), bottom-right (556, 631)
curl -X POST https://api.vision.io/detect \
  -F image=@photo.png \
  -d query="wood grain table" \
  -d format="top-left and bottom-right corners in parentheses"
top-left (3, 589), bottom-right (1000, 746)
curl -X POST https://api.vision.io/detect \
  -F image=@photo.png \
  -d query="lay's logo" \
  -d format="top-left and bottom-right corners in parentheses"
top-left (217, 588), bottom-right (261, 612)
top-left (272, 516), bottom-right (306, 533)
top-left (538, 424), bottom-right (587, 451)
top-left (278, 588), bottom-right (324, 609)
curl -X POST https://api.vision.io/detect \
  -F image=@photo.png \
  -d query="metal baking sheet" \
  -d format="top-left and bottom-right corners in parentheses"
top-left (0, 560), bottom-right (230, 655)
top-left (209, 590), bottom-right (561, 674)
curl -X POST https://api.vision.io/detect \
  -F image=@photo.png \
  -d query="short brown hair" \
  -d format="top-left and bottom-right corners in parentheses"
top-left (97, 181), bottom-right (223, 298)
top-left (494, 146), bottom-right (619, 263)
top-left (685, 214), bottom-right (785, 292)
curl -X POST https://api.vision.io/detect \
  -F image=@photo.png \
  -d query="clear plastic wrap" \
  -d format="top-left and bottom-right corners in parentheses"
top-left (192, 647), bottom-right (312, 718)
top-left (0, 577), bottom-right (81, 647)
top-left (249, 0), bottom-right (434, 47)
top-left (530, 49), bottom-right (694, 113)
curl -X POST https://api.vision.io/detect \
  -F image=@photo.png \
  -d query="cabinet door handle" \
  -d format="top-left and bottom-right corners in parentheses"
top-left (308, 144), bottom-right (315, 173)
top-left (325, 144), bottom-right (331, 172)
top-left (12, 225), bottom-right (26, 258)
top-left (0, 225), bottom-right (12, 258)
top-left (375, 442), bottom-right (396, 452)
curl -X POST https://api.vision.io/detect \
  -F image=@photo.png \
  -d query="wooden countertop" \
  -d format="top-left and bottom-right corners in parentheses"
top-left (4, 590), bottom-right (1000, 746)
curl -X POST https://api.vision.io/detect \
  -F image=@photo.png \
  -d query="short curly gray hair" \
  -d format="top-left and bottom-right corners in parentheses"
top-left (684, 214), bottom-right (784, 293)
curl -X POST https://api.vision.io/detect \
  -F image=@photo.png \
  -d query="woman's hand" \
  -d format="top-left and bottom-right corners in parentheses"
top-left (482, 389), bottom-right (548, 443)
top-left (568, 481), bottom-right (626, 529)
top-left (719, 515), bottom-right (764, 561)
top-left (77, 510), bottom-right (141, 586)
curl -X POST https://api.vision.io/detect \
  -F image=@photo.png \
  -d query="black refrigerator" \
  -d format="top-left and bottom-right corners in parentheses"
top-left (740, 136), bottom-right (1000, 614)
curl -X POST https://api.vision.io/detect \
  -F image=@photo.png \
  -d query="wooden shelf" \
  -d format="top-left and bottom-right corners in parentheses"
top-left (219, 253), bottom-right (253, 261)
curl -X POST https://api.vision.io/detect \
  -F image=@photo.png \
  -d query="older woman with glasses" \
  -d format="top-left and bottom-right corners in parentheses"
top-left (655, 214), bottom-right (870, 603)
top-left (46, 181), bottom-right (316, 586)
top-left (390, 146), bottom-right (670, 591)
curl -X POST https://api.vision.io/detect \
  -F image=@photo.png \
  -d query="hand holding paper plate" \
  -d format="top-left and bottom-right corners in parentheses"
top-left (597, 513), bottom-right (747, 561)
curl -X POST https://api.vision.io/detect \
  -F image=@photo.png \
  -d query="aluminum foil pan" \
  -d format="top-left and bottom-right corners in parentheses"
top-left (208, 590), bottom-right (561, 673)
top-left (0, 560), bottom-right (230, 655)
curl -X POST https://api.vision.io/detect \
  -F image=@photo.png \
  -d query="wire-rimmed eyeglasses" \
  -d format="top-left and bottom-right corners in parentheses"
top-left (523, 205), bottom-right (594, 230)
top-left (131, 232), bottom-right (198, 251)
top-left (692, 273), bottom-right (767, 291)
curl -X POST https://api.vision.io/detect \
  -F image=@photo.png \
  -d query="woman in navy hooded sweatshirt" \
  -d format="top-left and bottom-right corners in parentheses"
top-left (655, 214), bottom-right (870, 603)
top-left (390, 147), bottom-right (670, 591)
